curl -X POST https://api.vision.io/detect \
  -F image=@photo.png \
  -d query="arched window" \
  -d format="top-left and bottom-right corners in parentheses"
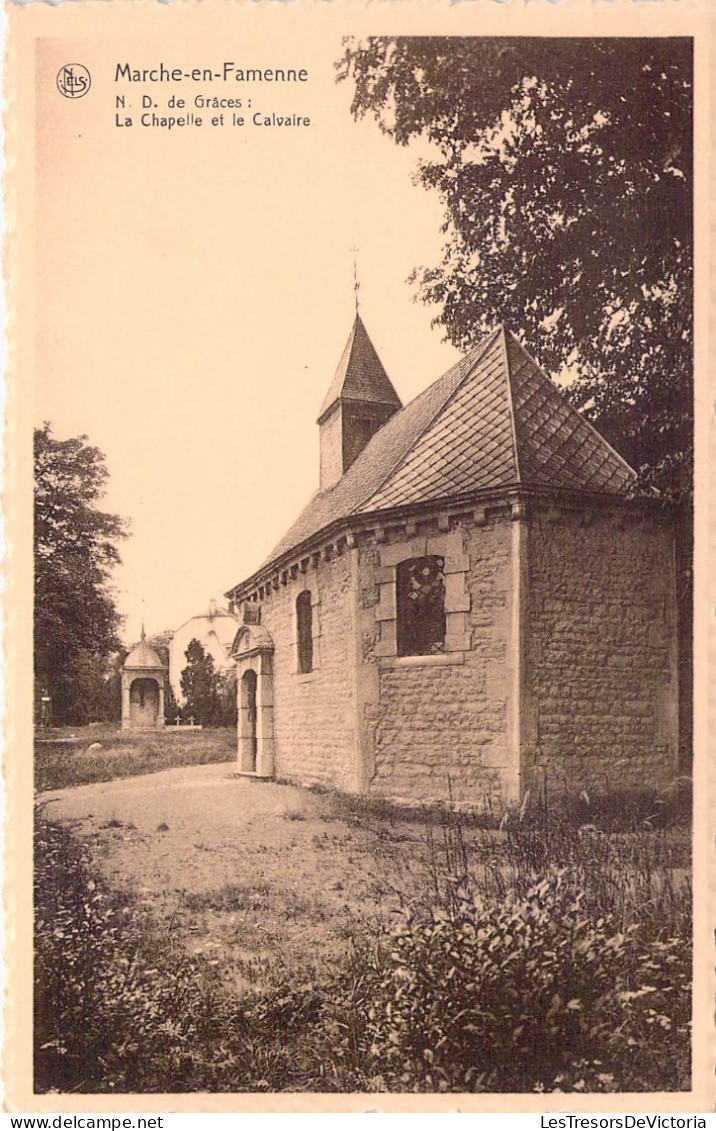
top-left (296, 590), bottom-right (313, 674)
top-left (396, 556), bottom-right (446, 657)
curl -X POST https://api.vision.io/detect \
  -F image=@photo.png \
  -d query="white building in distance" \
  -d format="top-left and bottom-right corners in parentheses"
top-left (169, 599), bottom-right (239, 703)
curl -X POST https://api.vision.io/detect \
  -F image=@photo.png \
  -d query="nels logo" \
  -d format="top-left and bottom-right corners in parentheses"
top-left (56, 64), bottom-right (91, 99)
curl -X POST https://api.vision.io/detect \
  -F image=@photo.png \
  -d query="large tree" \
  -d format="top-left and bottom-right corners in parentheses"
top-left (338, 37), bottom-right (692, 505)
top-left (179, 639), bottom-right (236, 727)
top-left (34, 423), bottom-right (128, 724)
top-left (179, 638), bottom-right (221, 727)
top-left (339, 38), bottom-right (693, 760)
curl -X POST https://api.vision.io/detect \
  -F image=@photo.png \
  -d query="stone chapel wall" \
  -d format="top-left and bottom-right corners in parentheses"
top-left (256, 548), bottom-right (357, 790)
top-left (357, 515), bottom-right (517, 809)
top-left (525, 506), bottom-right (679, 795)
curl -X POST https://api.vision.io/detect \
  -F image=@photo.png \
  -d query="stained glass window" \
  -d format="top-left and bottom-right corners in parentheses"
top-left (396, 556), bottom-right (446, 657)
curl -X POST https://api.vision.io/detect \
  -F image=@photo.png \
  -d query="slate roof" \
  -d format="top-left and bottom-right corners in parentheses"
top-left (124, 638), bottom-right (166, 670)
top-left (364, 326), bottom-right (636, 511)
top-left (318, 313), bottom-right (403, 421)
top-left (230, 325), bottom-right (636, 590)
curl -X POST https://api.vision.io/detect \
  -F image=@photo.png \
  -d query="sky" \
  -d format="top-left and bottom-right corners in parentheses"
top-left (35, 27), bottom-right (463, 645)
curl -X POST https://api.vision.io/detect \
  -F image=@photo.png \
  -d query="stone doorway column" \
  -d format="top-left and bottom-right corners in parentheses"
top-left (231, 623), bottom-right (275, 778)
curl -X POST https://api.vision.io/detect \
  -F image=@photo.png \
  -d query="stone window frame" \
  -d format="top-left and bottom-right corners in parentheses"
top-left (374, 529), bottom-right (471, 663)
top-left (396, 554), bottom-right (447, 657)
top-left (290, 577), bottom-right (322, 676)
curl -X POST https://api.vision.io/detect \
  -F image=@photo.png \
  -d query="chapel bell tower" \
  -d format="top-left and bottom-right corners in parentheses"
top-left (317, 313), bottom-right (402, 490)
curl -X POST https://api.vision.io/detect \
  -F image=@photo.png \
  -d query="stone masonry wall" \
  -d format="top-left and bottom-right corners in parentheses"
top-left (525, 507), bottom-right (678, 795)
top-left (258, 549), bottom-right (357, 791)
top-left (359, 516), bottom-right (517, 809)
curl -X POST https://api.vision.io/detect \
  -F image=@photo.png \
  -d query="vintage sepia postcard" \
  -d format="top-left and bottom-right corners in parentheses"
top-left (3, 0), bottom-right (713, 1116)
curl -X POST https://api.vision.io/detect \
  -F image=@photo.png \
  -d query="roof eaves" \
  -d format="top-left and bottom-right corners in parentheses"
top-left (225, 481), bottom-right (657, 602)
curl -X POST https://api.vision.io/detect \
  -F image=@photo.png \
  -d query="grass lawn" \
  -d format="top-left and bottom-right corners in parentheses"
top-left (35, 725), bottom-right (236, 791)
top-left (35, 762), bottom-right (692, 1095)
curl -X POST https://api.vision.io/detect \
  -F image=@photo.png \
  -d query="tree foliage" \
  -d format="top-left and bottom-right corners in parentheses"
top-left (179, 639), bottom-right (236, 727)
top-left (338, 37), bottom-right (692, 505)
top-left (180, 638), bottom-right (216, 723)
top-left (34, 423), bottom-right (128, 724)
top-left (104, 647), bottom-right (128, 725)
top-left (146, 629), bottom-right (173, 670)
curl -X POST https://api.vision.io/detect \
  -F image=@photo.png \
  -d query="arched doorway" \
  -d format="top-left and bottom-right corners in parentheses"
top-left (129, 677), bottom-right (160, 728)
top-left (241, 669), bottom-right (258, 772)
top-left (231, 622), bottom-right (275, 778)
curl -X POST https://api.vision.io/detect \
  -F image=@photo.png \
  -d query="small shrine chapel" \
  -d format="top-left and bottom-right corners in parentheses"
top-left (121, 631), bottom-right (167, 731)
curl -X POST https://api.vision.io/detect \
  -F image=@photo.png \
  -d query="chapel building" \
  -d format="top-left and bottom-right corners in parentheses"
top-left (226, 316), bottom-right (679, 808)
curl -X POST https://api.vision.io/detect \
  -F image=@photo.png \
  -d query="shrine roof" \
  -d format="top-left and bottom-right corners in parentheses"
top-left (124, 638), bottom-right (166, 670)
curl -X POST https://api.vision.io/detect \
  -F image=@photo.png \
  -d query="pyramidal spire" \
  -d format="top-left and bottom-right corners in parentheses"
top-left (318, 313), bottom-right (402, 422)
top-left (317, 312), bottom-right (403, 490)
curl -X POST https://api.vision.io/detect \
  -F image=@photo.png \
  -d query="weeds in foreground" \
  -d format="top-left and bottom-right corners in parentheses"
top-left (414, 802), bottom-right (690, 941)
top-left (322, 777), bottom-right (691, 835)
top-left (183, 882), bottom-right (271, 914)
top-left (35, 788), bottom-right (691, 1094)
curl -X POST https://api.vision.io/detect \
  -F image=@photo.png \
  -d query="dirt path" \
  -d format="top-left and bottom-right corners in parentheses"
top-left (38, 763), bottom-right (426, 988)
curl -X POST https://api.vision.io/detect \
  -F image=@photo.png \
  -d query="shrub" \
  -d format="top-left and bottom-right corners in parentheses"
top-left (179, 641), bottom-right (237, 727)
top-left (35, 812), bottom-right (334, 1092)
top-left (324, 868), bottom-right (691, 1093)
top-left (34, 814), bottom-right (240, 1092)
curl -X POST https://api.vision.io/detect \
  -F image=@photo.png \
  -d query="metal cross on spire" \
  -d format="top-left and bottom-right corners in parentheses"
top-left (350, 245), bottom-right (360, 312)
